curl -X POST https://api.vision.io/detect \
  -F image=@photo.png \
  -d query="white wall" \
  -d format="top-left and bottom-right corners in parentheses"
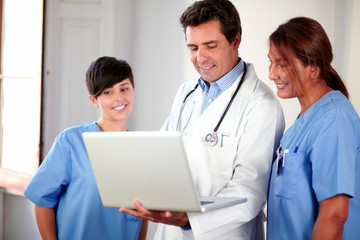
top-left (40, 0), bottom-right (360, 147)
top-left (118, 0), bottom-right (360, 132)
top-left (2, 193), bottom-right (40, 240)
top-left (236, 0), bottom-right (333, 128)
top-left (334, 0), bottom-right (360, 112)
top-left (121, 0), bottom-right (188, 131)
top-left (4, 0), bottom-right (359, 239)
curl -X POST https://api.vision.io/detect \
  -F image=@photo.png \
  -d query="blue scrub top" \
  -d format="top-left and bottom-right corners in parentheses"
top-left (267, 91), bottom-right (360, 239)
top-left (24, 122), bottom-right (142, 240)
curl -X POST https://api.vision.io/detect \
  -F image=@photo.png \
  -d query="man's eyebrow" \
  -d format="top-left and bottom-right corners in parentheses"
top-left (203, 40), bottom-right (217, 45)
top-left (187, 40), bottom-right (217, 47)
top-left (187, 43), bottom-right (197, 47)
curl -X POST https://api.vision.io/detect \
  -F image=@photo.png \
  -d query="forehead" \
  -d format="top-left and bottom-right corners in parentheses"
top-left (104, 78), bottom-right (132, 88)
top-left (268, 42), bottom-right (283, 60)
top-left (185, 20), bottom-right (226, 44)
top-left (115, 78), bottom-right (133, 87)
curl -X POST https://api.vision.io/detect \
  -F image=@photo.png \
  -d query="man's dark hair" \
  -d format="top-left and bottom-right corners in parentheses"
top-left (180, 0), bottom-right (241, 43)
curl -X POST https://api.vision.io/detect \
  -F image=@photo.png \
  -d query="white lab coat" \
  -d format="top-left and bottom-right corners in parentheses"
top-left (155, 63), bottom-right (285, 240)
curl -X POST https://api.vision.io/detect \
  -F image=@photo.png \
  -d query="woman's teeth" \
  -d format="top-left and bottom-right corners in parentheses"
top-left (277, 83), bottom-right (288, 88)
top-left (114, 105), bottom-right (125, 110)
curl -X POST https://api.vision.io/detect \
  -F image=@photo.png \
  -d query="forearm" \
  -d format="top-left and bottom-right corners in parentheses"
top-left (35, 205), bottom-right (57, 240)
top-left (312, 195), bottom-right (349, 240)
top-left (312, 216), bottom-right (345, 240)
top-left (137, 220), bottom-right (148, 240)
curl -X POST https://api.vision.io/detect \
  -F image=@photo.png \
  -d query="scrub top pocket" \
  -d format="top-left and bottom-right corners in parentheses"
top-left (273, 152), bottom-right (301, 199)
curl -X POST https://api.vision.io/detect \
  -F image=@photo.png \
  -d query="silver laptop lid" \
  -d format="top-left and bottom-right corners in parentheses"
top-left (83, 131), bottom-right (203, 211)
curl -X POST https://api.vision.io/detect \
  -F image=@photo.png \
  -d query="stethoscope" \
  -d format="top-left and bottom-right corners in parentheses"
top-left (177, 62), bottom-right (247, 146)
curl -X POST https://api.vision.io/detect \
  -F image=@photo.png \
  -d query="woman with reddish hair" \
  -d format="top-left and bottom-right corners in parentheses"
top-left (267, 17), bottom-right (360, 239)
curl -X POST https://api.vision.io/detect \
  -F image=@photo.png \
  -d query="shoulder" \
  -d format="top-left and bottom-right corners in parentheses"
top-left (171, 79), bottom-right (199, 103)
top-left (309, 91), bottom-right (360, 139)
top-left (242, 63), bottom-right (282, 109)
top-left (177, 80), bottom-right (199, 94)
top-left (243, 64), bottom-right (277, 99)
top-left (314, 91), bottom-right (359, 122)
top-left (56, 122), bottom-right (99, 144)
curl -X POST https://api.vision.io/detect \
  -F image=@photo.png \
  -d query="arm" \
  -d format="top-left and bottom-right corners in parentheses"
top-left (35, 205), bottom-right (57, 240)
top-left (312, 194), bottom-right (349, 240)
top-left (186, 97), bottom-right (284, 237)
top-left (137, 219), bottom-right (148, 240)
top-left (120, 200), bottom-right (189, 227)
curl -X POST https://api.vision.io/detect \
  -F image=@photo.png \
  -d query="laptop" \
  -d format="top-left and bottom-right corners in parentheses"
top-left (82, 131), bottom-right (246, 212)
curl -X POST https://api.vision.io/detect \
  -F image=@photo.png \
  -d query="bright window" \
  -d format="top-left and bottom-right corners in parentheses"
top-left (0, 0), bottom-right (43, 191)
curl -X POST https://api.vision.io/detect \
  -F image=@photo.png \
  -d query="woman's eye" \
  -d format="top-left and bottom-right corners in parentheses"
top-left (121, 88), bottom-right (129, 92)
top-left (103, 91), bottom-right (111, 95)
top-left (278, 61), bottom-right (289, 68)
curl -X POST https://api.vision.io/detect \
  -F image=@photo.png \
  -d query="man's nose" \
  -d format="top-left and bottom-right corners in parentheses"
top-left (196, 47), bottom-right (209, 62)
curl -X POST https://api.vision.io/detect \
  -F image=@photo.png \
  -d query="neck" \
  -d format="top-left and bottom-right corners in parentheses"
top-left (96, 119), bottom-right (127, 132)
top-left (298, 80), bottom-right (332, 116)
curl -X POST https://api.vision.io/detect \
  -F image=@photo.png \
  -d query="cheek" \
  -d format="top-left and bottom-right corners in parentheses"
top-left (189, 52), bottom-right (197, 63)
top-left (278, 71), bottom-right (291, 82)
top-left (99, 98), bottom-right (113, 110)
top-left (126, 94), bottom-right (135, 105)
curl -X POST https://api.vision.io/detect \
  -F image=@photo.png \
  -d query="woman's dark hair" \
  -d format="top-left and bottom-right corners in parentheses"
top-left (86, 57), bottom-right (134, 98)
top-left (269, 17), bottom-right (349, 98)
top-left (180, 0), bottom-right (241, 43)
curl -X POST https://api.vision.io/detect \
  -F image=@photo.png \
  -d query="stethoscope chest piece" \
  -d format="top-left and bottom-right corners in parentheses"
top-left (179, 62), bottom-right (247, 148)
top-left (204, 132), bottom-right (218, 146)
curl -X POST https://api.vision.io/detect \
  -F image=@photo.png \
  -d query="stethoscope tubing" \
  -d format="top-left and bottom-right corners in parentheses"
top-left (178, 62), bottom-right (247, 146)
top-left (212, 63), bottom-right (247, 133)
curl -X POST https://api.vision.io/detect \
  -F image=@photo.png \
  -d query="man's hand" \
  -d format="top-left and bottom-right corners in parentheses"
top-left (119, 200), bottom-right (189, 227)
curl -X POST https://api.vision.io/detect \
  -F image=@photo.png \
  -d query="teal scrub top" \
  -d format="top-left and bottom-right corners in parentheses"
top-left (267, 91), bottom-right (360, 239)
top-left (24, 122), bottom-right (142, 240)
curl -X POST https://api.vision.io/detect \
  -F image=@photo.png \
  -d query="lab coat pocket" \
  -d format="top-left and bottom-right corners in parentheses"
top-left (209, 135), bottom-right (238, 183)
top-left (274, 152), bottom-right (300, 199)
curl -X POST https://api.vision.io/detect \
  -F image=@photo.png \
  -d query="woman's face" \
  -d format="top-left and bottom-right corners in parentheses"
top-left (268, 42), bottom-right (311, 99)
top-left (90, 78), bottom-right (134, 126)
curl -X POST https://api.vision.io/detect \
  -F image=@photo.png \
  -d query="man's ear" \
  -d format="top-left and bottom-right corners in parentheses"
top-left (232, 32), bottom-right (241, 50)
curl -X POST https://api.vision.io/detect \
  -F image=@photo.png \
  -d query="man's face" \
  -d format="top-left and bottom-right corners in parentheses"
top-left (185, 20), bottom-right (240, 84)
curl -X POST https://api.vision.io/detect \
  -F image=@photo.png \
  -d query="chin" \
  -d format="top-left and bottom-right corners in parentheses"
top-left (277, 92), bottom-right (290, 99)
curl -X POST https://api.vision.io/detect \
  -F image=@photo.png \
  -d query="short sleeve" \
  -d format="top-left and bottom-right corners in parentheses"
top-left (309, 110), bottom-right (356, 202)
top-left (24, 133), bottom-right (72, 208)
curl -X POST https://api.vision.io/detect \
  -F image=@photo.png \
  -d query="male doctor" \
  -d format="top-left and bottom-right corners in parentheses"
top-left (120, 0), bottom-right (285, 239)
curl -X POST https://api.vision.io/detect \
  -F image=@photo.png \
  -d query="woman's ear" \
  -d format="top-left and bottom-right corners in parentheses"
top-left (89, 95), bottom-right (98, 107)
top-left (311, 66), bottom-right (320, 79)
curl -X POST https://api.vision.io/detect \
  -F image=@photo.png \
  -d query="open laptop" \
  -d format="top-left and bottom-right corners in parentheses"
top-left (82, 131), bottom-right (246, 212)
